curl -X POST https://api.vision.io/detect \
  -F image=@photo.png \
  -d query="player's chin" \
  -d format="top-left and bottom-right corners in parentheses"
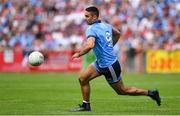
top-left (86, 21), bottom-right (91, 25)
top-left (87, 22), bottom-right (92, 25)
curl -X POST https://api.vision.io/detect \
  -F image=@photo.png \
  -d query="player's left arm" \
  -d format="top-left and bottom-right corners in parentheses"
top-left (112, 27), bottom-right (121, 46)
top-left (72, 37), bottom-right (95, 58)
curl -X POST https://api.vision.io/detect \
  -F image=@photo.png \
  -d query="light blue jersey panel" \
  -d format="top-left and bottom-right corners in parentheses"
top-left (85, 20), bottom-right (117, 68)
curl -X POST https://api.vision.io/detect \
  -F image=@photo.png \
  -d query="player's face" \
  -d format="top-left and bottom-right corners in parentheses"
top-left (84, 11), bottom-right (96, 25)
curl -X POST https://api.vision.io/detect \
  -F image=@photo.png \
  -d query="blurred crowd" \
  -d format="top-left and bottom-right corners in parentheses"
top-left (0, 0), bottom-right (180, 72)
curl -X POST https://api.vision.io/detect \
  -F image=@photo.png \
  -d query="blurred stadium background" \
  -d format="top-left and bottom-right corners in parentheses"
top-left (0, 0), bottom-right (180, 115)
top-left (0, 0), bottom-right (179, 73)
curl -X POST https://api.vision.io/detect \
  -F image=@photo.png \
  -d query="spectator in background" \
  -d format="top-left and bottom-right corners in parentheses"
top-left (0, 0), bottom-right (179, 72)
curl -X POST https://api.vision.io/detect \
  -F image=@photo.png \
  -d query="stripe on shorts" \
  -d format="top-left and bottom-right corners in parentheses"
top-left (108, 66), bottom-right (117, 82)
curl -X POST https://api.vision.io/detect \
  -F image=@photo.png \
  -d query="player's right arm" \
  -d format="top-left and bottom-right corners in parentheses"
top-left (72, 37), bottom-right (95, 58)
top-left (72, 27), bottom-right (96, 59)
top-left (112, 27), bottom-right (121, 46)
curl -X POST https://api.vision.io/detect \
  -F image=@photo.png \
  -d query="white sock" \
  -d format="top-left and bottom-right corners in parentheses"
top-left (83, 100), bottom-right (89, 103)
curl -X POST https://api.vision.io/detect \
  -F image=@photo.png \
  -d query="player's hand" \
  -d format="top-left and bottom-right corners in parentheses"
top-left (72, 52), bottom-right (80, 59)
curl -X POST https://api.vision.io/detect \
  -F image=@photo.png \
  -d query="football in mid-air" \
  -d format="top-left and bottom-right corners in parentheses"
top-left (28, 51), bottom-right (44, 66)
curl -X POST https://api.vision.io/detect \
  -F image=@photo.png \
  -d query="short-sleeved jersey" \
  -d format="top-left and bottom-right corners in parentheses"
top-left (85, 20), bottom-right (117, 68)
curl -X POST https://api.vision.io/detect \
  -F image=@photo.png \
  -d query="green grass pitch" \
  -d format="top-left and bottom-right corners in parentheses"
top-left (0, 72), bottom-right (179, 115)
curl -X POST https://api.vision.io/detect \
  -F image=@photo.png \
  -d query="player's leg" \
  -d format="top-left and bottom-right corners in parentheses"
top-left (110, 80), bottom-right (161, 106)
top-left (110, 80), bottom-right (148, 96)
top-left (104, 60), bottom-right (148, 95)
top-left (70, 63), bottom-right (101, 112)
top-left (103, 60), bottom-right (161, 106)
top-left (78, 64), bottom-right (101, 102)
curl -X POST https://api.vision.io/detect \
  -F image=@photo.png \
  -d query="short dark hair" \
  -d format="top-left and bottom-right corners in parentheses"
top-left (85, 6), bottom-right (99, 18)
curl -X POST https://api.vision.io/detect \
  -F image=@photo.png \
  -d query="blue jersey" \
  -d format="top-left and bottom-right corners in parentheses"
top-left (85, 20), bottom-right (117, 68)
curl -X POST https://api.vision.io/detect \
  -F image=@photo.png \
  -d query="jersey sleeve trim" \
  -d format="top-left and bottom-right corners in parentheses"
top-left (87, 35), bottom-right (96, 39)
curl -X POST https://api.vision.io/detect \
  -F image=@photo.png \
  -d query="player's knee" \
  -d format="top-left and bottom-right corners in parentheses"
top-left (78, 77), bottom-right (86, 85)
top-left (116, 89), bottom-right (127, 95)
top-left (117, 91), bottom-right (126, 95)
top-left (78, 77), bottom-right (83, 84)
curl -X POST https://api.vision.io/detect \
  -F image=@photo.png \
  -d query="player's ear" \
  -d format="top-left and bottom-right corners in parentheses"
top-left (92, 14), bottom-right (98, 20)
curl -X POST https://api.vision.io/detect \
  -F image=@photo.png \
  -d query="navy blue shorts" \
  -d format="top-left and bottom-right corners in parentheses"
top-left (92, 60), bottom-right (122, 84)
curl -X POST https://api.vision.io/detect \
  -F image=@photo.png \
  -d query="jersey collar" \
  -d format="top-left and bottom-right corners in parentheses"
top-left (92, 20), bottom-right (101, 24)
